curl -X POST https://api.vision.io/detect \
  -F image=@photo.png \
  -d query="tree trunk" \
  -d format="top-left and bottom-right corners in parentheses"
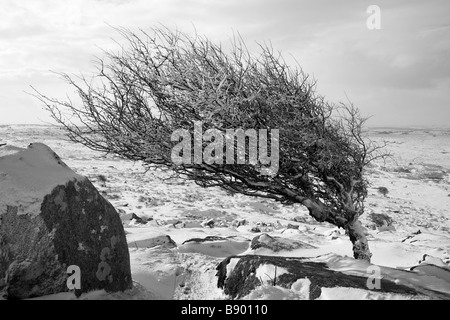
top-left (346, 218), bottom-right (372, 262)
top-left (302, 199), bottom-right (372, 262)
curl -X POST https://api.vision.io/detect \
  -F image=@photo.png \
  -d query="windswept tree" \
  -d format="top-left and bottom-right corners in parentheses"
top-left (33, 26), bottom-right (388, 261)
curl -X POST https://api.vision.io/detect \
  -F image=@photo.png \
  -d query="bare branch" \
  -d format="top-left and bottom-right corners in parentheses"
top-left (30, 25), bottom-right (384, 261)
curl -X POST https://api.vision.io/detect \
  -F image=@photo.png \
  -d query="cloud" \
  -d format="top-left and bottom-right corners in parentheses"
top-left (0, 0), bottom-right (448, 127)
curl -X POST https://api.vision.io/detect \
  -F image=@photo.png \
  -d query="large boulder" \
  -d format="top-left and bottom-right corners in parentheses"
top-left (0, 143), bottom-right (132, 299)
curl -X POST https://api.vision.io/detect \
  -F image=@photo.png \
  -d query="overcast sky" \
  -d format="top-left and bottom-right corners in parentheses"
top-left (0, 0), bottom-right (449, 127)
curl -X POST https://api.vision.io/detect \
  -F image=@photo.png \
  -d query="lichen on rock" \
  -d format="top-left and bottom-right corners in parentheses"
top-left (0, 143), bottom-right (132, 299)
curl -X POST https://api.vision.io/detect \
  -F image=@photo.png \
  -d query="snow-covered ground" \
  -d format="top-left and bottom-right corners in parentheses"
top-left (1, 124), bottom-right (449, 300)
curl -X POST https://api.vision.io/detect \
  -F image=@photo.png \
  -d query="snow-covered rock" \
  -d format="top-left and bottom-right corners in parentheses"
top-left (231, 218), bottom-right (247, 228)
top-left (0, 143), bottom-right (132, 299)
top-left (417, 254), bottom-right (449, 268)
top-left (178, 236), bottom-right (249, 257)
top-left (120, 212), bottom-right (148, 225)
top-left (217, 253), bottom-right (450, 300)
top-left (127, 231), bottom-right (177, 249)
top-left (407, 254), bottom-right (450, 282)
top-left (250, 233), bottom-right (316, 252)
top-left (368, 212), bottom-right (394, 228)
top-left (216, 254), bottom-right (423, 299)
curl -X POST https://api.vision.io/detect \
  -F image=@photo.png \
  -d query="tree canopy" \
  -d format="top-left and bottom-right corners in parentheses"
top-left (33, 26), bottom-right (388, 261)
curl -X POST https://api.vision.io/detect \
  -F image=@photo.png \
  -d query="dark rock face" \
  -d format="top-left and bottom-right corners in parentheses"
top-left (0, 145), bottom-right (132, 299)
top-left (216, 255), bottom-right (421, 300)
top-left (1, 207), bottom-right (67, 299)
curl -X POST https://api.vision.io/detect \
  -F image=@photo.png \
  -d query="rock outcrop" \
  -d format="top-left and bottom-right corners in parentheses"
top-left (250, 233), bottom-right (316, 252)
top-left (0, 143), bottom-right (132, 299)
top-left (216, 255), bottom-right (443, 300)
